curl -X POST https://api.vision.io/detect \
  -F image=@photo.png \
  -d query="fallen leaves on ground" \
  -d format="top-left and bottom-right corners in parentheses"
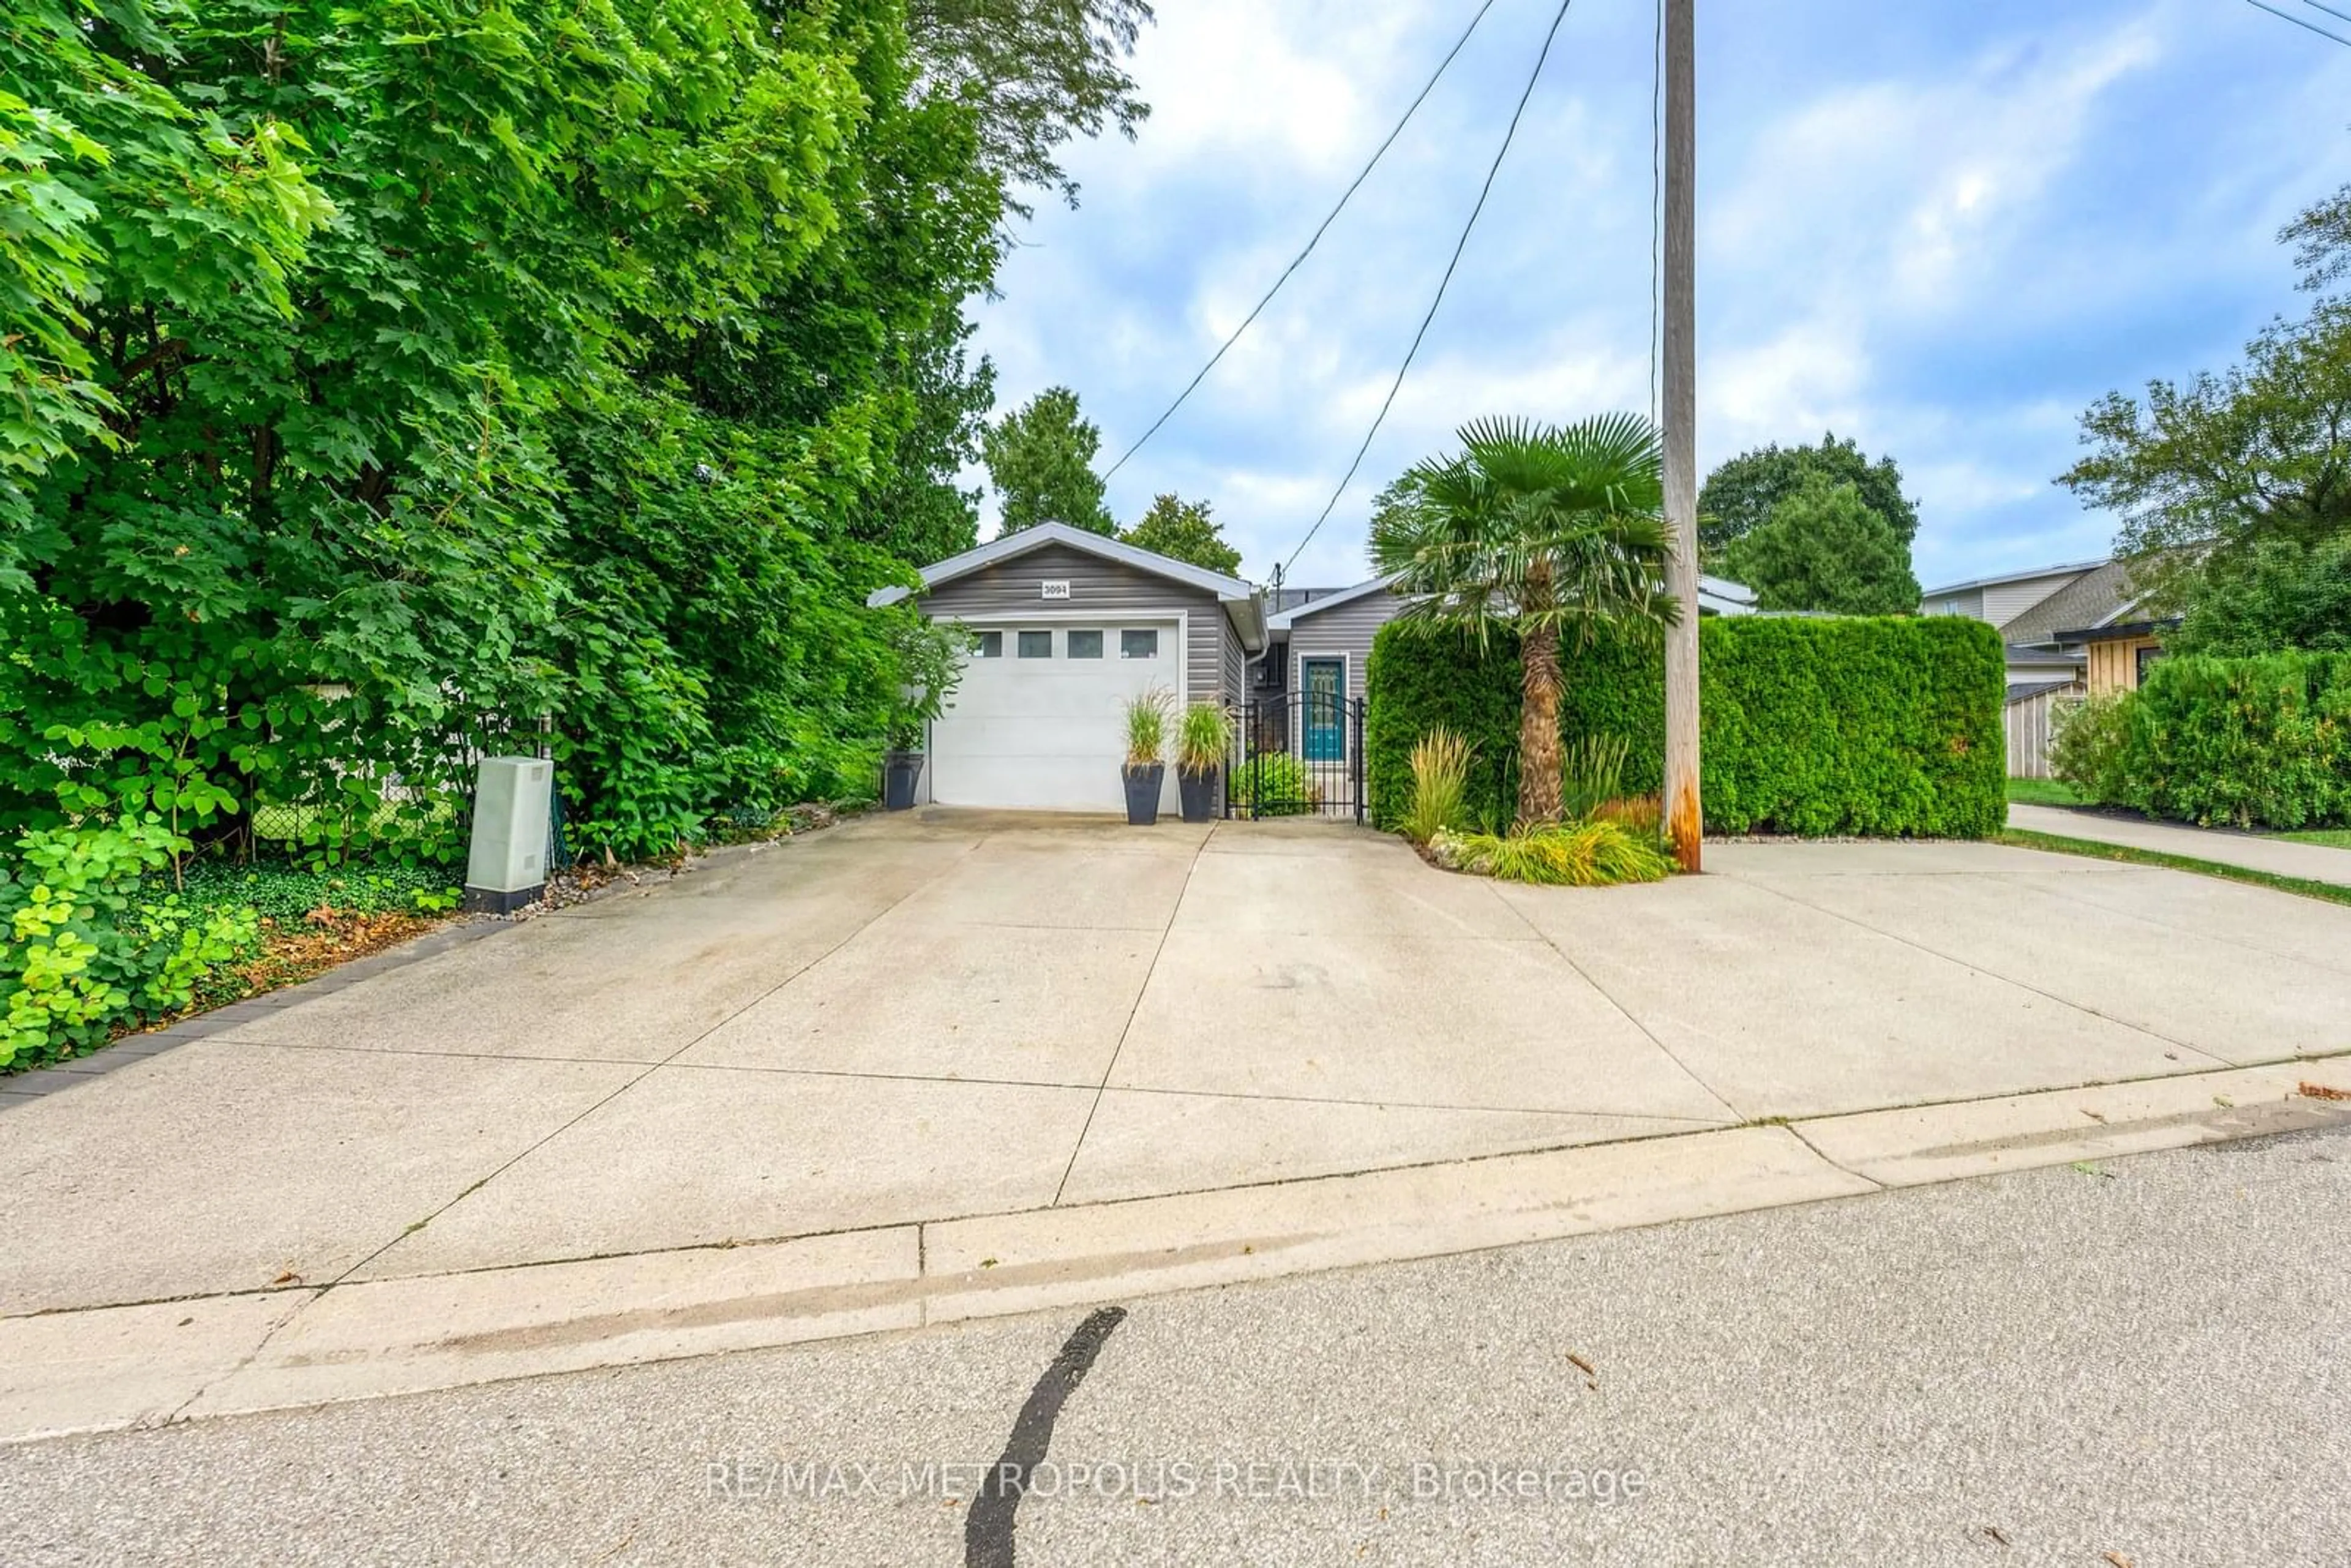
top-left (2300, 1081), bottom-right (2350, 1101)
top-left (227, 907), bottom-right (448, 997)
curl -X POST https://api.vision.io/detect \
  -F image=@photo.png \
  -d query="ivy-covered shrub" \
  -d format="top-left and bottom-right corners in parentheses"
top-left (2099, 652), bottom-right (2350, 828)
top-left (2, 821), bottom-right (260, 1071)
top-left (168, 861), bottom-right (462, 925)
top-left (1367, 616), bottom-right (2006, 838)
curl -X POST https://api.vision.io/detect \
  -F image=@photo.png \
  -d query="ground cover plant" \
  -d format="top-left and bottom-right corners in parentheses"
top-left (1428, 821), bottom-right (1673, 888)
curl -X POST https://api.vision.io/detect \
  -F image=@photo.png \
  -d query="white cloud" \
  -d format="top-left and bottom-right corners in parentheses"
top-left (1709, 23), bottom-right (2164, 317)
top-left (969, 0), bottom-right (2351, 587)
top-left (1703, 321), bottom-right (1870, 456)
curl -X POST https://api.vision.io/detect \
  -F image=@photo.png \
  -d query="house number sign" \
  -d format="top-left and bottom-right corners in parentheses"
top-left (1040, 580), bottom-right (1071, 600)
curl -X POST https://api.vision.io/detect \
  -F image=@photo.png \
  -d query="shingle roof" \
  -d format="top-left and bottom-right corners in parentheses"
top-left (1998, 559), bottom-right (2139, 645)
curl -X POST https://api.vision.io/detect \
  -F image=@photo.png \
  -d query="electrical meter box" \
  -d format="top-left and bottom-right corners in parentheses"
top-left (465, 756), bottom-right (553, 912)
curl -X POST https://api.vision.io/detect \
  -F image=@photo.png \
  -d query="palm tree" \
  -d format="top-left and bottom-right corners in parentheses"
top-left (1371, 414), bottom-right (1681, 827)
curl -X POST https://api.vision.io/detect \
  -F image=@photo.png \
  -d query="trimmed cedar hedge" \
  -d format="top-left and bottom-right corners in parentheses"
top-left (1366, 615), bottom-right (2006, 837)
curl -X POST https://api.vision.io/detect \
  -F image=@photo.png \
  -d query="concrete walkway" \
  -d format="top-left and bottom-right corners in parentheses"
top-left (6, 811), bottom-right (2351, 1439)
top-left (2009, 800), bottom-right (2351, 888)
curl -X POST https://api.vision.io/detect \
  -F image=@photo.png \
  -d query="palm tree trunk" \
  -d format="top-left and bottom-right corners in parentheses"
top-left (1518, 620), bottom-right (1564, 827)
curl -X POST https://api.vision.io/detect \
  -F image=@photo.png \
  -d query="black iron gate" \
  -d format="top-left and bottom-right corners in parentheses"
top-left (1225, 693), bottom-right (1366, 823)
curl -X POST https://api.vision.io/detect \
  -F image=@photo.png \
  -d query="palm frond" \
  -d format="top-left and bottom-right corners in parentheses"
top-left (1371, 410), bottom-right (1678, 641)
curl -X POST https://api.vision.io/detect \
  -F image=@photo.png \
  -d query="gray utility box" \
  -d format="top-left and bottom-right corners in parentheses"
top-left (465, 756), bottom-right (553, 913)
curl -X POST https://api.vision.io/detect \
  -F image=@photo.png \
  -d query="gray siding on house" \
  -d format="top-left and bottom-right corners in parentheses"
top-left (917, 541), bottom-right (1229, 707)
top-left (1220, 624), bottom-right (1245, 707)
top-left (1924, 587), bottom-right (1985, 620)
top-left (1982, 572), bottom-right (2081, 629)
top-left (1284, 588), bottom-right (1408, 704)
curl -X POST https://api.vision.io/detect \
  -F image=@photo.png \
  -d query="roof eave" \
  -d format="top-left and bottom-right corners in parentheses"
top-left (1264, 574), bottom-right (1404, 631)
top-left (866, 520), bottom-right (1256, 609)
top-left (1918, 557), bottom-right (2110, 600)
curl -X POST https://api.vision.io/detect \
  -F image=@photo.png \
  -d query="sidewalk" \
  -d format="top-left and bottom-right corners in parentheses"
top-left (2008, 803), bottom-right (2351, 889)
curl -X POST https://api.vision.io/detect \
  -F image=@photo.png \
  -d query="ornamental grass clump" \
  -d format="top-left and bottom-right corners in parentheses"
top-left (1560, 732), bottom-right (1630, 821)
top-left (1591, 792), bottom-right (1663, 839)
top-left (1123, 688), bottom-right (1173, 771)
top-left (1401, 727), bottom-right (1473, 844)
top-left (1430, 820), bottom-right (1673, 888)
top-left (1176, 701), bottom-right (1232, 778)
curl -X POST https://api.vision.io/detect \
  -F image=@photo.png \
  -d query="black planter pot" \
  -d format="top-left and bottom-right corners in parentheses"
top-left (1122, 763), bottom-right (1166, 825)
top-left (1177, 767), bottom-right (1217, 824)
top-left (881, 749), bottom-right (925, 812)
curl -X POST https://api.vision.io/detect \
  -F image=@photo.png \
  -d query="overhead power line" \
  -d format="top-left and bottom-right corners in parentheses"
top-left (2243, 0), bottom-right (2351, 46)
top-left (1101, 0), bottom-right (1507, 482)
top-left (1282, 0), bottom-right (1579, 578)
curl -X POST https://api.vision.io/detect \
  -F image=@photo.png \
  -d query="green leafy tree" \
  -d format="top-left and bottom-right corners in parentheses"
top-left (2062, 179), bottom-right (2351, 639)
top-left (1371, 415), bottom-right (1679, 827)
top-left (2061, 303), bottom-right (2351, 569)
top-left (0, 0), bottom-right (1139, 871)
top-left (1715, 476), bottom-right (1922, 615)
top-left (907, 0), bottom-right (1153, 219)
top-left (1700, 434), bottom-right (1919, 555)
top-left (983, 386), bottom-right (1115, 533)
top-left (1122, 493), bottom-right (1240, 574)
top-left (2166, 536), bottom-right (2351, 655)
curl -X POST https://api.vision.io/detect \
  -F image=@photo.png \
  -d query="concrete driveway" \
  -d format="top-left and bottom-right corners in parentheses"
top-left (5, 810), bottom-right (2350, 1434)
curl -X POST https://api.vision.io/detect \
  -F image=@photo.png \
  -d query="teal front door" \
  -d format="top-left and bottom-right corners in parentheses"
top-left (1302, 658), bottom-right (1346, 762)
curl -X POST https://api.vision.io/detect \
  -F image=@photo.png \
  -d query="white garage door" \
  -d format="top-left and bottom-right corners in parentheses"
top-left (930, 621), bottom-right (1183, 812)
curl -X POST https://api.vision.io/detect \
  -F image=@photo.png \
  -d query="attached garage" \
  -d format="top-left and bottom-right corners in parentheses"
top-left (868, 522), bottom-right (1266, 814)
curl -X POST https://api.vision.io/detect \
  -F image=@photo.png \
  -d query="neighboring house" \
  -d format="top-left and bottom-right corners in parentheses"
top-left (1695, 574), bottom-right (1762, 617)
top-left (1920, 556), bottom-right (2177, 776)
top-left (868, 522), bottom-right (1266, 813)
top-left (2058, 620), bottom-right (2173, 696)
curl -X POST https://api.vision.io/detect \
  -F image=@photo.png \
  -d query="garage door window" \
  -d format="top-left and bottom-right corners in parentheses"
top-left (973, 631), bottom-right (1003, 658)
top-left (1018, 630), bottom-right (1053, 659)
top-left (1067, 629), bottom-right (1104, 659)
top-left (1120, 628), bottom-right (1159, 660)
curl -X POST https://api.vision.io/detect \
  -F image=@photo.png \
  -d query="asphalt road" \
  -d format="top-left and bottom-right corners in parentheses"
top-left (7, 1124), bottom-right (2347, 1567)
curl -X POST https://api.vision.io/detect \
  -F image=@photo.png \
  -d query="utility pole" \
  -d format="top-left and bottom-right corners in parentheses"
top-left (1662, 0), bottom-right (1702, 873)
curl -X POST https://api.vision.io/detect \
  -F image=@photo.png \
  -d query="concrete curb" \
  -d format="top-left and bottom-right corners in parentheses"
top-left (4, 1054), bottom-right (2346, 1446)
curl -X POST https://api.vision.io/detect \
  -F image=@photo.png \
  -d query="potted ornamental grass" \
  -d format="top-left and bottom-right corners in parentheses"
top-left (1122, 687), bottom-right (1173, 825)
top-left (1174, 700), bottom-right (1232, 824)
top-left (882, 618), bottom-right (971, 811)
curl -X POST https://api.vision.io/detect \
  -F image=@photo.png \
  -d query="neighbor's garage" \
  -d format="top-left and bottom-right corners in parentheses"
top-left (868, 523), bottom-right (1265, 814)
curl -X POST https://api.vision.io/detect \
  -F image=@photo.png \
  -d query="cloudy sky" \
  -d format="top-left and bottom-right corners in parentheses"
top-left (967, 0), bottom-right (2351, 591)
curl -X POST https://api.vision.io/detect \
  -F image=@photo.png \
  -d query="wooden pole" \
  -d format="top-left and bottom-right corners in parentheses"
top-left (1662, 0), bottom-right (1701, 872)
